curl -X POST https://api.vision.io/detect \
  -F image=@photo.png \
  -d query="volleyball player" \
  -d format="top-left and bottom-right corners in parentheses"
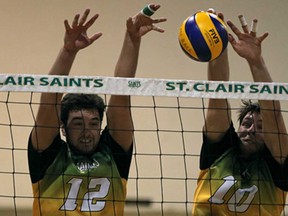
top-left (192, 12), bottom-right (288, 215)
top-left (28, 4), bottom-right (166, 216)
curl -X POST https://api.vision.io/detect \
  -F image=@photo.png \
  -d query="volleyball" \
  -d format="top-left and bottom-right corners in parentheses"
top-left (178, 11), bottom-right (228, 62)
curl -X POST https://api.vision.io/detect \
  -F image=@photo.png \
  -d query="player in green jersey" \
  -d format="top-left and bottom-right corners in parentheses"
top-left (28, 4), bottom-right (166, 216)
top-left (193, 10), bottom-right (288, 215)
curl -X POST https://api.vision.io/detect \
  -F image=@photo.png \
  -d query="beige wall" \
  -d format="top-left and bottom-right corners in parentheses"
top-left (1, 0), bottom-right (288, 215)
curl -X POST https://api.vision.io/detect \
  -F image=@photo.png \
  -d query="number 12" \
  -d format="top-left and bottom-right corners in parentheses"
top-left (60, 177), bottom-right (111, 212)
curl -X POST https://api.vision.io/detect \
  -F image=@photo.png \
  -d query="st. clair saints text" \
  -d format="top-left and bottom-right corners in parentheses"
top-left (166, 81), bottom-right (288, 94)
top-left (0, 76), bottom-right (103, 87)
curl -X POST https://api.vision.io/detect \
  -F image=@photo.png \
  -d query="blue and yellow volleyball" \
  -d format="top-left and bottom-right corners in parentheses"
top-left (178, 11), bottom-right (228, 62)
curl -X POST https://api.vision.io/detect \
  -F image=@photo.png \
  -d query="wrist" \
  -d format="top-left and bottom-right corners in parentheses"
top-left (217, 48), bottom-right (228, 60)
top-left (247, 56), bottom-right (265, 70)
top-left (61, 47), bottom-right (78, 57)
top-left (126, 31), bottom-right (141, 45)
top-left (209, 48), bottom-right (228, 66)
top-left (57, 47), bottom-right (78, 64)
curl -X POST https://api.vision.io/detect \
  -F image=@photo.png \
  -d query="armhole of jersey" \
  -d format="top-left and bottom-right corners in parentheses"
top-left (200, 122), bottom-right (237, 170)
top-left (28, 133), bottom-right (63, 183)
top-left (102, 127), bottom-right (133, 180)
top-left (263, 148), bottom-right (288, 191)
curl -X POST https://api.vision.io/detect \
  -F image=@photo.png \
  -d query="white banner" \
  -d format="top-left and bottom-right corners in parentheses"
top-left (0, 74), bottom-right (288, 100)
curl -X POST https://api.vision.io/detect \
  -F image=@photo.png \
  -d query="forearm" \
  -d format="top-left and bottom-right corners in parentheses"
top-left (107, 32), bottom-right (140, 151)
top-left (40, 48), bottom-right (77, 107)
top-left (208, 49), bottom-right (229, 81)
top-left (114, 31), bottom-right (140, 78)
top-left (261, 100), bottom-right (288, 164)
top-left (249, 57), bottom-right (288, 163)
top-left (205, 49), bottom-right (231, 141)
top-left (248, 56), bottom-right (272, 83)
top-left (108, 31), bottom-right (136, 132)
top-left (248, 56), bottom-right (281, 111)
top-left (48, 47), bottom-right (77, 76)
top-left (31, 48), bottom-right (78, 151)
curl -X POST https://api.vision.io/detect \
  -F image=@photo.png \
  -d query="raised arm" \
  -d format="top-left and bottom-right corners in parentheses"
top-left (227, 17), bottom-right (288, 164)
top-left (204, 11), bottom-right (232, 142)
top-left (31, 9), bottom-right (102, 152)
top-left (106, 3), bottom-right (167, 151)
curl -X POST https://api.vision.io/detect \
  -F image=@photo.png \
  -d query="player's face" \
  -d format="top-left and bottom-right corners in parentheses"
top-left (237, 112), bottom-right (265, 156)
top-left (63, 109), bottom-right (102, 155)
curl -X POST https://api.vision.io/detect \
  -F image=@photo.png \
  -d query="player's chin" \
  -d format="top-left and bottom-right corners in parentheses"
top-left (240, 144), bottom-right (261, 156)
top-left (239, 140), bottom-right (256, 151)
top-left (241, 139), bottom-right (253, 146)
top-left (81, 144), bottom-right (97, 155)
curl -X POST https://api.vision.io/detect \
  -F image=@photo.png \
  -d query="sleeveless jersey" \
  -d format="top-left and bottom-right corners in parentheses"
top-left (193, 148), bottom-right (286, 216)
top-left (192, 124), bottom-right (287, 216)
top-left (28, 128), bottom-right (132, 216)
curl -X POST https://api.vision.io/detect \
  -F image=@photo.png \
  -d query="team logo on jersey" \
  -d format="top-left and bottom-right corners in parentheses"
top-left (76, 158), bottom-right (100, 173)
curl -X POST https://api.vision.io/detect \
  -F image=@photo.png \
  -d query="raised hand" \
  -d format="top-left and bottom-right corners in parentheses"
top-left (126, 3), bottom-right (167, 39)
top-left (227, 16), bottom-right (269, 63)
top-left (63, 9), bottom-right (102, 53)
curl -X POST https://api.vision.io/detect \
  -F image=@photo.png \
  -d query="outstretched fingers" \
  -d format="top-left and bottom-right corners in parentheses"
top-left (151, 17), bottom-right (167, 32)
top-left (84, 13), bottom-right (99, 29)
top-left (63, 8), bottom-right (102, 51)
top-left (140, 3), bottom-right (160, 17)
top-left (89, 32), bottom-right (103, 44)
top-left (64, 19), bottom-right (71, 32)
top-left (249, 18), bottom-right (269, 42)
top-left (148, 3), bottom-right (161, 12)
top-left (228, 16), bottom-right (269, 44)
top-left (250, 19), bottom-right (258, 37)
top-left (65, 9), bottom-right (99, 32)
top-left (72, 14), bottom-right (80, 29)
top-left (258, 32), bottom-right (269, 43)
top-left (79, 9), bottom-right (90, 26)
top-left (152, 17), bottom-right (167, 24)
top-left (227, 33), bottom-right (237, 47)
top-left (227, 20), bottom-right (242, 37)
top-left (238, 15), bottom-right (249, 34)
top-left (128, 4), bottom-right (167, 36)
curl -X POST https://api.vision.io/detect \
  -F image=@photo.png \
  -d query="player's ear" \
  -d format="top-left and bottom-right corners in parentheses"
top-left (61, 123), bottom-right (66, 137)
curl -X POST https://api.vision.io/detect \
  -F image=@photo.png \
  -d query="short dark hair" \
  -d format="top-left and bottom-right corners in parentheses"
top-left (60, 93), bottom-right (105, 126)
top-left (237, 100), bottom-right (260, 124)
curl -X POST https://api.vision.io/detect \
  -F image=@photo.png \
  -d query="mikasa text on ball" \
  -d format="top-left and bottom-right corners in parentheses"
top-left (178, 11), bottom-right (228, 62)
